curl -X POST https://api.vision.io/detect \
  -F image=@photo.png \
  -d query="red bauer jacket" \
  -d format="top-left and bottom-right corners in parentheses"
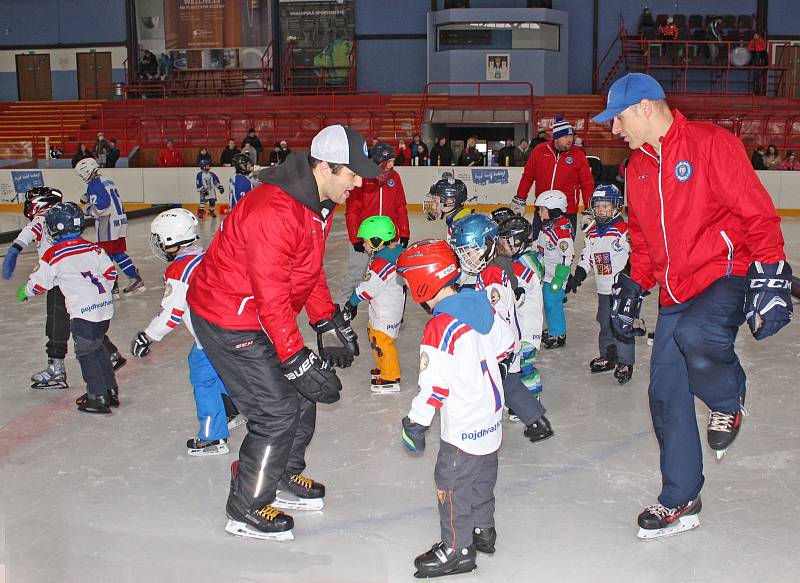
top-left (626, 110), bottom-right (785, 306)
top-left (516, 142), bottom-right (595, 214)
top-left (187, 153), bottom-right (336, 361)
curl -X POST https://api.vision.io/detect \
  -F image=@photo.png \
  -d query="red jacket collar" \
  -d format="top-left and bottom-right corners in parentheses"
top-left (640, 109), bottom-right (686, 158)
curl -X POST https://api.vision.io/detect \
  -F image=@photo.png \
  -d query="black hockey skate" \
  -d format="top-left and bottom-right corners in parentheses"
top-left (76, 394), bottom-right (112, 414)
top-left (524, 415), bottom-right (554, 444)
top-left (226, 461), bottom-right (294, 541)
top-left (414, 542), bottom-right (477, 578)
top-left (541, 333), bottom-right (566, 350)
top-left (589, 355), bottom-right (616, 374)
top-left (30, 359), bottom-right (68, 390)
top-left (708, 397), bottom-right (746, 460)
top-left (637, 496), bottom-right (701, 539)
top-left (110, 351), bottom-right (127, 371)
top-left (614, 364), bottom-right (633, 385)
top-left (187, 437), bottom-right (229, 457)
top-left (473, 527), bottom-right (497, 554)
top-left (76, 387), bottom-right (119, 408)
top-left (275, 473), bottom-right (325, 511)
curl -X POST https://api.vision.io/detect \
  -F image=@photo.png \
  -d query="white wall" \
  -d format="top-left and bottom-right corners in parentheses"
top-left (1, 167), bottom-right (799, 210)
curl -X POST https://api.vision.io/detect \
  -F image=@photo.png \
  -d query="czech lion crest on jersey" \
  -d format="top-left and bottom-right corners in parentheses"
top-left (420, 350), bottom-right (429, 371)
top-left (489, 288), bottom-right (501, 306)
top-left (559, 240), bottom-right (570, 253)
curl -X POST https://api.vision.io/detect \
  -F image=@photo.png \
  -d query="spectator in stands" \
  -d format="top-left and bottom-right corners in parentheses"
top-left (158, 53), bottom-right (172, 79)
top-left (458, 135), bottom-right (484, 166)
top-left (658, 16), bottom-right (679, 63)
top-left (530, 127), bottom-right (548, 149)
top-left (219, 138), bottom-right (239, 167)
top-left (106, 140), bottom-right (120, 168)
top-left (71, 143), bottom-right (94, 168)
top-left (241, 128), bottom-right (263, 164)
top-left (749, 33), bottom-right (769, 94)
top-left (268, 142), bottom-right (281, 166)
top-left (763, 144), bottom-right (781, 170)
top-left (410, 134), bottom-right (429, 166)
top-left (429, 137), bottom-right (453, 166)
top-left (48, 145), bottom-right (64, 160)
top-left (751, 146), bottom-right (767, 170)
top-left (278, 140), bottom-right (291, 164)
top-left (94, 132), bottom-right (109, 167)
top-left (395, 139), bottom-right (411, 166)
top-left (139, 50), bottom-right (159, 80)
top-left (197, 147), bottom-right (213, 167)
top-left (496, 138), bottom-right (515, 167)
top-left (241, 142), bottom-right (257, 165)
top-left (159, 139), bottom-right (184, 168)
top-left (574, 136), bottom-right (585, 148)
top-left (638, 7), bottom-right (656, 37)
top-left (368, 137), bottom-right (380, 158)
top-left (514, 138), bottom-right (532, 166)
top-left (778, 151), bottom-right (800, 171)
top-left (707, 17), bottom-right (723, 65)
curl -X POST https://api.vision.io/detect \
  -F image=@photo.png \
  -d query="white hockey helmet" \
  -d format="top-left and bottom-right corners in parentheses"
top-left (75, 158), bottom-right (100, 183)
top-left (149, 207), bottom-right (199, 262)
top-left (534, 189), bottom-right (568, 213)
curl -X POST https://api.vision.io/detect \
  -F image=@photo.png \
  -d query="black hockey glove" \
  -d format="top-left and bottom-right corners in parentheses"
top-left (342, 300), bottom-right (358, 323)
top-left (353, 241), bottom-right (366, 254)
top-left (311, 305), bottom-right (359, 368)
top-left (610, 272), bottom-right (649, 340)
top-left (401, 416), bottom-right (428, 452)
top-left (744, 261), bottom-right (793, 340)
top-left (130, 331), bottom-right (152, 358)
top-left (281, 347), bottom-right (342, 404)
top-left (565, 266), bottom-right (587, 294)
top-left (217, 184), bottom-right (225, 194)
top-left (399, 237), bottom-right (410, 248)
top-left (498, 354), bottom-right (514, 380)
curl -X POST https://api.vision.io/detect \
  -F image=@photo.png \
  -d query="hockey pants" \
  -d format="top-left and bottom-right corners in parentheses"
top-left (71, 318), bottom-right (115, 397)
top-left (503, 371), bottom-right (545, 425)
top-left (368, 324), bottom-right (401, 381)
top-left (542, 284), bottom-right (566, 337)
top-left (434, 442), bottom-right (498, 550)
top-left (191, 313), bottom-right (316, 512)
top-left (47, 286), bottom-right (118, 360)
top-left (188, 343), bottom-right (230, 441)
top-left (597, 293), bottom-right (634, 365)
top-left (650, 276), bottom-right (746, 508)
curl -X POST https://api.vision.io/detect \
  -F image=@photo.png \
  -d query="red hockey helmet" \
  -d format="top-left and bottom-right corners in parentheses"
top-left (397, 239), bottom-right (461, 303)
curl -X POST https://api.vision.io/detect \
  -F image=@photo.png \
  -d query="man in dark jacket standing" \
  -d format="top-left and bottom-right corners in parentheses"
top-left (241, 128), bottom-right (263, 163)
top-left (594, 73), bottom-right (792, 540)
top-left (188, 125), bottom-right (380, 541)
top-left (429, 137), bottom-right (453, 166)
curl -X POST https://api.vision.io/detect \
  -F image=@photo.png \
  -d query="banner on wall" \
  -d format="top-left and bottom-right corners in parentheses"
top-left (164, 0), bottom-right (240, 50)
top-left (0, 170), bottom-right (44, 203)
top-left (486, 54), bottom-right (510, 81)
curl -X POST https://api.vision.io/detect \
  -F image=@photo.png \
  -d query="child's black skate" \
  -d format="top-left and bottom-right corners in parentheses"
top-left (614, 363), bottom-right (633, 385)
top-left (589, 355), bottom-right (615, 374)
top-left (109, 351), bottom-right (127, 371)
top-left (122, 276), bottom-right (145, 296)
top-left (637, 496), bottom-right (701, 539)
top-left (77, 387), bottom-right (119, 408)
top-left (187, 437), bottom-right (228, 456)
top-left (225, 461), bottom-right (294, 541)
top-left (30, 359), bottom-right (68, 389)
top-left (274, 473), bottom-right (325, 511)
top-left (524, 415), bottom-right (554, 444)
top-left (413, 542), bottom-right (477, 578)
top-left (371, 377), bottom-right (401, 394)
top-left (77, 394), bottom-right (112, 414)
top-left (542, 333), bottom-right (566, 350)
top-left (708, 397), bottom-right (746, 460)
top-left (473, 527), bottom-right (496, 554)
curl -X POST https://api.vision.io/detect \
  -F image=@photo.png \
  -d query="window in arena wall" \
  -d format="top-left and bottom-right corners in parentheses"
top-left (436, 22), bottom-right (560, 52)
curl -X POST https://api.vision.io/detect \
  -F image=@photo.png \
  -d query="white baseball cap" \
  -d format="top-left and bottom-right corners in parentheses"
top-left (310, 125), bottom-right (381, 178)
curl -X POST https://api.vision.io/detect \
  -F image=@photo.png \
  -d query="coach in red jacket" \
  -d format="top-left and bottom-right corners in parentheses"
top-left (339, 142), bottom-right (410, 303)
top-left (188, 125), bottom-right (380, 541)
top-left (594, 73), bottom-right (792, 539)
top-left (512, 116), bottom-right (594, 237)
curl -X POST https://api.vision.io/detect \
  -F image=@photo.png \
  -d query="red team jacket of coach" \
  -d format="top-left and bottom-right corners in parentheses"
top-left (187, 154), bottom-right (337, 361)
top-left (515, 141), bottom-right (595, 214)
top-left (626, 110), bottom-right (785, 307)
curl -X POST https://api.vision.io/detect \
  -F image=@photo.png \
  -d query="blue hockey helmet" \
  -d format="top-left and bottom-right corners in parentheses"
top-left (590, 184), bottom-right (623, 224)
top-left (448, 213), bottom-right (498, 275)
top-left (45, 202), bottom-right (85, 241)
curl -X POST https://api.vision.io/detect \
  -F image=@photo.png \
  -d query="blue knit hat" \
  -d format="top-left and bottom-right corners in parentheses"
top-left (552, 117), bottom-right (574, 140)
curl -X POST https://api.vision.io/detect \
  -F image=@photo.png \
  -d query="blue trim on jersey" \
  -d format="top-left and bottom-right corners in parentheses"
top-left (180, 253), bottom-right (204, 283)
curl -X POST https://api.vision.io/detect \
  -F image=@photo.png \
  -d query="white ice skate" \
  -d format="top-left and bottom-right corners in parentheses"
top-left (637, 514), bottom-right (700, 539)
top-left (273, 491), bottom-right (325, 511)
top-left (224, 519), bottom-right (294, 541)
top-left (30, 359), bottom-right (69, 390)
top-left (370, 378), bottom-right (401, 394)
top-left (186, 438), bottom-right (229, 457)
top-left (637, 497), bottom-right (702, 540)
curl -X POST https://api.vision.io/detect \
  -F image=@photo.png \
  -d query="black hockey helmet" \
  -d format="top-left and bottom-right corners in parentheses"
top-left (490, 206), bottom-right (516, 225)
top-left (424, 176), bottom-right (469, 221)
top-left (497, 215), bottom-right (532, 257)
top-left (44, 202), bottom-right (85, 241)
top-left (232, 153), bottom-right (254, 174)
top-left (23, 186), bottom-right (63, 220)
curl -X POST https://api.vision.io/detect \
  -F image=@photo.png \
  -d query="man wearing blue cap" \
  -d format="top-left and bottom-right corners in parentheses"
top-left (594, 73), bottom-right (793, 539)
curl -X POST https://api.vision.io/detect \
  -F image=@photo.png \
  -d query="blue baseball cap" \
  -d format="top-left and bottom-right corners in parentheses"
top-left (592, 73), bottom-right (666, 123)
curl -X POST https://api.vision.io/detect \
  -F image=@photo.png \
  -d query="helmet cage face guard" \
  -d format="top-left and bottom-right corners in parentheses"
top-left (423, 192), bottom-right (462, 221)
top-left (591, 195), bottom-right (621, 225)
top-left (453, 236), bottom-right (496, 275)
top-left (498, 233), bottom-right (525, 257)
top-left (149, 232), bottom-right (196, 262)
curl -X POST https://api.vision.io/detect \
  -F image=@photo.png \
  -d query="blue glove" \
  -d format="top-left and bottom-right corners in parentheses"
top-left (401, 416), bottom-right (428, 452)
top-left (3, 245), bottom-right (20, 279)
top-left (745, 261), bottom-right (793, 340)
top-left (611, 272), bottom-right (649, 340)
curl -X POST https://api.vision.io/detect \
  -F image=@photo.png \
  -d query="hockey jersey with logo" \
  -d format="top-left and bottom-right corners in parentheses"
top-left (13, 213), bottom-right (51, 256)
top-left (229, 174), bottom-right (254, 208)
top-left (512, 250), bottom-right (545, 349)
top-left (195, 171), bottom-right (223, 198)
top-left (145, 245), bottom-right (205, 344)
top-left (85, 176), bottom-right (128, 243)
top-left (408, 290), bottom-right (515, 455)
top-left (536, 216), bottom-right (575, 284)
top-left (576, 217), bottom-right (630, 295)
top-left (349, 245), bottom-right (405, 338)
top-left (24, 237), bottom-right (116, 322)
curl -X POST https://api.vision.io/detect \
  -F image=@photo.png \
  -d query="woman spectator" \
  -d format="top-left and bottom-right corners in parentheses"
top-left (778, 151), bottom-right (800, 170)
top-left (268, 142), bottom-right (282, 166)
top-left (458, 135), bottom-right (484, 166)
top-left (196, 147), bottom-right (213, 167)
top-left (763, 144), bottom-right (781, 170)
top-left (395, 139), bottom-right (411, 166)
top-left (71, 143), bottom-right (94, 168)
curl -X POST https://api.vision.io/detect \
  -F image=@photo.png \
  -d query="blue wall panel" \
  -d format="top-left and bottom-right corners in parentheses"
top-left (357, 39), bottom-right (427, 93)
top-left (355, 0), bottom-right (429, 35)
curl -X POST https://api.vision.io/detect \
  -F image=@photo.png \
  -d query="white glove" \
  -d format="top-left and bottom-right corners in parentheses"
top-left (511, 195), bottom-right (527, 215)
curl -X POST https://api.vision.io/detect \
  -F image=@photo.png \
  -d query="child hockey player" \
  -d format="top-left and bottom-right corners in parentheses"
top-left (130, 208), bottom-right (242, 455)
top-left (195, 162), bottom-right (224, 219)
top-left (397, 239), bottom-right (515, 579)
top-left (423, 176), bottom-right (472, 236)
top-left (494, 213), bottom-right (546, 399)
top-left (228, 153), bottom-right (255, 209)
top-left (342, 215), bottom-right (406, 393)
top-left (450, 213), bottom-right (553, 443)
top-left (3, 187), bottom-right (125, 390)
top-left (566, 184), bottom-right (634, 384)
top-left (534, 189), bottom-right (575, 349)
top-left (75, 158), bottom-right (145, 296)
top-left (17, 202), bottom-right (118, 414)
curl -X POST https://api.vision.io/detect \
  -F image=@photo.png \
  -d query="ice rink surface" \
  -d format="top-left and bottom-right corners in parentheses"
top-left (1, 211), bottom-right (799, 583)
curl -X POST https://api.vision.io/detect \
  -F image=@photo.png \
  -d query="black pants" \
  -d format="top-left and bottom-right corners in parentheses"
top-left (191, 313), bottom-right (316, 512)
top-left (531, 212), bottom-right (577, 242)
top-left (597, 293), bottom-right (634, 365)
top-left (71, 318), bottom-right (115, 397)
top-left (46, 287), bottom-right (118, 359)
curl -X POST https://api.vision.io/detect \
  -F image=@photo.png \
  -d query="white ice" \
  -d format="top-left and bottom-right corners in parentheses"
top-left (1, 212), bottom-right (799, 583)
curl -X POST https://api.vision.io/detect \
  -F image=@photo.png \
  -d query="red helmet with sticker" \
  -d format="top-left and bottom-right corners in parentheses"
top-left (397, 239), bottom-right (461, 303)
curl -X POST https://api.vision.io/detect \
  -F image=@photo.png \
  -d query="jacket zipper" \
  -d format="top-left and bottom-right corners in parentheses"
top-left (720, 230), bottom-right (734, 276)
top-left (379, 184), bottom-right (383, 215)
top-left (549, 145), bottom-right (560, 189)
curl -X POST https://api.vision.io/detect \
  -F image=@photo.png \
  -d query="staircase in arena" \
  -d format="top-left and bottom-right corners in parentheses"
top-left (0, 100), bottom-right (106, 160)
